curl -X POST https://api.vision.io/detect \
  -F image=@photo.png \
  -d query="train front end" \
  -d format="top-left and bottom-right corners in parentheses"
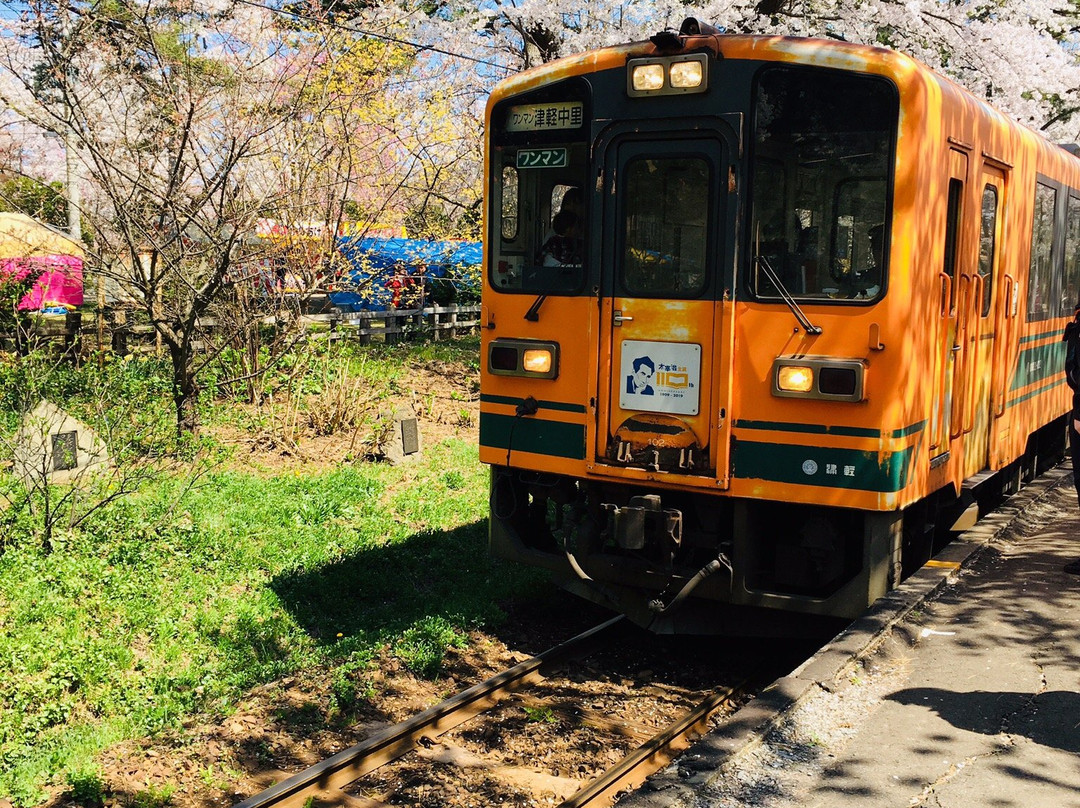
top-left (480, 24), bottom-right (925, 633)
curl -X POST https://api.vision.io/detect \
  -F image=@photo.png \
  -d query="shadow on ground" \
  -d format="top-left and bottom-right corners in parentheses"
top-left (887, 687), bottom-right (1080, 754)
top-left (269, 518), bottom-right (551, 645)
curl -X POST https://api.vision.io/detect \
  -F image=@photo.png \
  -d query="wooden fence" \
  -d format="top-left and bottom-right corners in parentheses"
top-left (13, 304), bottom-right (481, 355)
top-left (301, 304), bottom-right (481, 344)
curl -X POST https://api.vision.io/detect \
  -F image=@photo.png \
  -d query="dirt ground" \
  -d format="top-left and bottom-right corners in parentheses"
top-left (57, 599), bottom-right (743, 808)
top-left (90, 629), bottom-right (532, 808)
top-left (219, 357), bottom-right (482, 475)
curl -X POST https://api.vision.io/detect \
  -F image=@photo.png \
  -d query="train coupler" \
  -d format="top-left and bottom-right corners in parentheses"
top-left (602, 495), bottom-right (682, 552)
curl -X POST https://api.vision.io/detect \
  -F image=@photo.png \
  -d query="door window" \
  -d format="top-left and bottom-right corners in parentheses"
top-left (1063, 194), bottom-right (1080, 314)
top-left (620, 156), bottom-right (710, 297)
top-left (977, 184), bottom-right (998, 317)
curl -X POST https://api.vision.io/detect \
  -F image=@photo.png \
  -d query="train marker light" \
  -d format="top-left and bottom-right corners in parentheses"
top-left (488, 339), bottom-right (560, 380)
top-left (819, 366), bottom-right (858, 397)
top-left (777, 365), bottom-right (814, 393)
top-left (522, 348), bottom-right (554, 375)
top-left (490, 345), bottom-right (518, 371)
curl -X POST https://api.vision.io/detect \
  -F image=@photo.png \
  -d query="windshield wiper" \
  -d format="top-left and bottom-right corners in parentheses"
top-left (525, 294), bottom-right (547, 321)
top-left (755, 255), bottom-right (822, 336)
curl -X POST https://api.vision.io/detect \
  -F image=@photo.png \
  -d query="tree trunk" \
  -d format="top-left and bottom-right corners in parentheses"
top-left (170, 342), bottom-right (200, 436)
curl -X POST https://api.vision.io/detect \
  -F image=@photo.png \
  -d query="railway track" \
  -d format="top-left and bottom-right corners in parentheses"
top-left (232, 616), bottom-right (756, 808)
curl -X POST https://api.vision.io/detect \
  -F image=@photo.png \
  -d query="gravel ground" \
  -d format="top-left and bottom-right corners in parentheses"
top-left (695, 634), bottom-right (918, 808)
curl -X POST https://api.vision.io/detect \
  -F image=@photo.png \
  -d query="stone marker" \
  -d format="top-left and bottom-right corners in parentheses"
top-left (13, 400), bottom-right (110, 487)
top-left (381, 408), bottom-right (422, 465)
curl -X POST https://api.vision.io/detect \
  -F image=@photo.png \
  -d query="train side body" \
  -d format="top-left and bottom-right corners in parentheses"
top-left (479, 29), bottom-right (1079, 633)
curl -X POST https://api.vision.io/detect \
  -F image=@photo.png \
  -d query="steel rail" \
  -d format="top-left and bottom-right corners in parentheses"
top-left (557, 680), bottom-right (748, 808)
top-left (233, 615), bottom-right (624, 808)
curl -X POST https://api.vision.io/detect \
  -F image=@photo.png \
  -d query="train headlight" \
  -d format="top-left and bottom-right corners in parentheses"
top-left (631, 64), bottom-right (665, 92)
top-left (522, 348), bottom-right (554, 375)
top-left (627, 55), bottom-right (709, 97)
top-left (772, 358), bottom-right (865, 402)
top-left (777, 365), bottom-right (814, 393)
top-left (669, 60), bottom-right (704, 89)
top-left (488, 339), bottom-right (560, 380)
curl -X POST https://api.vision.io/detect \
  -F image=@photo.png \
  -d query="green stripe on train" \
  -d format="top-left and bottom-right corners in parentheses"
top-left (734, 419), bottom-right (880, 438)
top-left (1018, 326), bottom-right (1066, 345)
top-left (734, 419), bottom-right (926, 440)
top-left (1010, 341), bottom-right (1064, 390)
top-left (480, 413), bottom-right (587, 460)
top-left (1007, 376), bottom-right (1066, 407)
top-left (732, 440), bottom-right (914, 492)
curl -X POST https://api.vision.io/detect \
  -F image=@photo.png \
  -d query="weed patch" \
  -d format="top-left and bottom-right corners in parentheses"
top-left (0, 336), bottom-right (536, 805)
top-left (0, 442), bottom-right (541, 804)
top-left (391, 616), bottom-right (470, 679)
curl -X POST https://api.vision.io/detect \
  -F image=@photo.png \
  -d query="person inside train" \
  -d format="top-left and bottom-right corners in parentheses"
top-left (557, 186), bottom-right (583, 219)
top-left (1063, 302), bottom-right (1080, 574)
top-left (540, 210), bottom-right (583, 267)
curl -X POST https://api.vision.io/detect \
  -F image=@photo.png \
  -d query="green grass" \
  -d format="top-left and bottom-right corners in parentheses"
top-left (0, 336), bottom-right (545, 805)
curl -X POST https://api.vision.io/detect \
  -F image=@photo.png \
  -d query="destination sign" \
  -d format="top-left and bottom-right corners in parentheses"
top-left (505, 101), bottom-right (584, 132)
top-left (516, 148), bottom-right (568, 169)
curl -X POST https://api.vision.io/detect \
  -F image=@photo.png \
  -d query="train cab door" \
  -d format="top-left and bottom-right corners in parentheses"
top-left (594, 133), bottom-right (731, 480)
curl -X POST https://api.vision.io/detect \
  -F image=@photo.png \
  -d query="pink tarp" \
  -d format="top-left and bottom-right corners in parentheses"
top-left (2, 255), bottom-right (84, 311)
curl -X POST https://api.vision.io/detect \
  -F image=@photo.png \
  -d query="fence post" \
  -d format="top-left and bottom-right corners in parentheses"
top-left (110, 308), bottom-right (128, 356)
top-left (64, 310), bottom-right (82, 358)
top-left (390, 308), bottom-right (403, 343)
top-left (355, 312), bottom-right (370, 346)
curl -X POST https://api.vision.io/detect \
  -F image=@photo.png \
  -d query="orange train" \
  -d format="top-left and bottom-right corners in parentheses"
top-left (478, 19), bottom-right (1080, 633)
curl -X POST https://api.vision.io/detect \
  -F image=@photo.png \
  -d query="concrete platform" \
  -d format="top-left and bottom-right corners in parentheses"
top-left (618, 465), bottom-right (1080, 808)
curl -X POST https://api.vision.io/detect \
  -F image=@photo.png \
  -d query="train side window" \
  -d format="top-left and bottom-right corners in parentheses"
top-left (1027, 182), bottom-right (1057, 322)
top-left (1062, 194), bottom-right (1080, 314)
top-left (978, 184), bottom-right (998, 317)
top-left (488, 143), bottom-right (588, 294)
top-left (501, 165), bottom-right (519, 241)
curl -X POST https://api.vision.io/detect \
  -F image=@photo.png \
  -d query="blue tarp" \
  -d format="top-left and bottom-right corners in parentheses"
top-left (331, 236), bottom-right (481, 311)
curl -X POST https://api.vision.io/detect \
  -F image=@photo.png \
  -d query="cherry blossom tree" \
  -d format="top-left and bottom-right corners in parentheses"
top-left (388, 0), bottom-right (1080, 140)
top-left (0, 0), bottom-right (431, 434)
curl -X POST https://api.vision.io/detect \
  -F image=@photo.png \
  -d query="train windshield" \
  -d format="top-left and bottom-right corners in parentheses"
top-left (489, 144), bottom-right (589, 294)
top-left (749, 66), bottom-right (898, 302)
